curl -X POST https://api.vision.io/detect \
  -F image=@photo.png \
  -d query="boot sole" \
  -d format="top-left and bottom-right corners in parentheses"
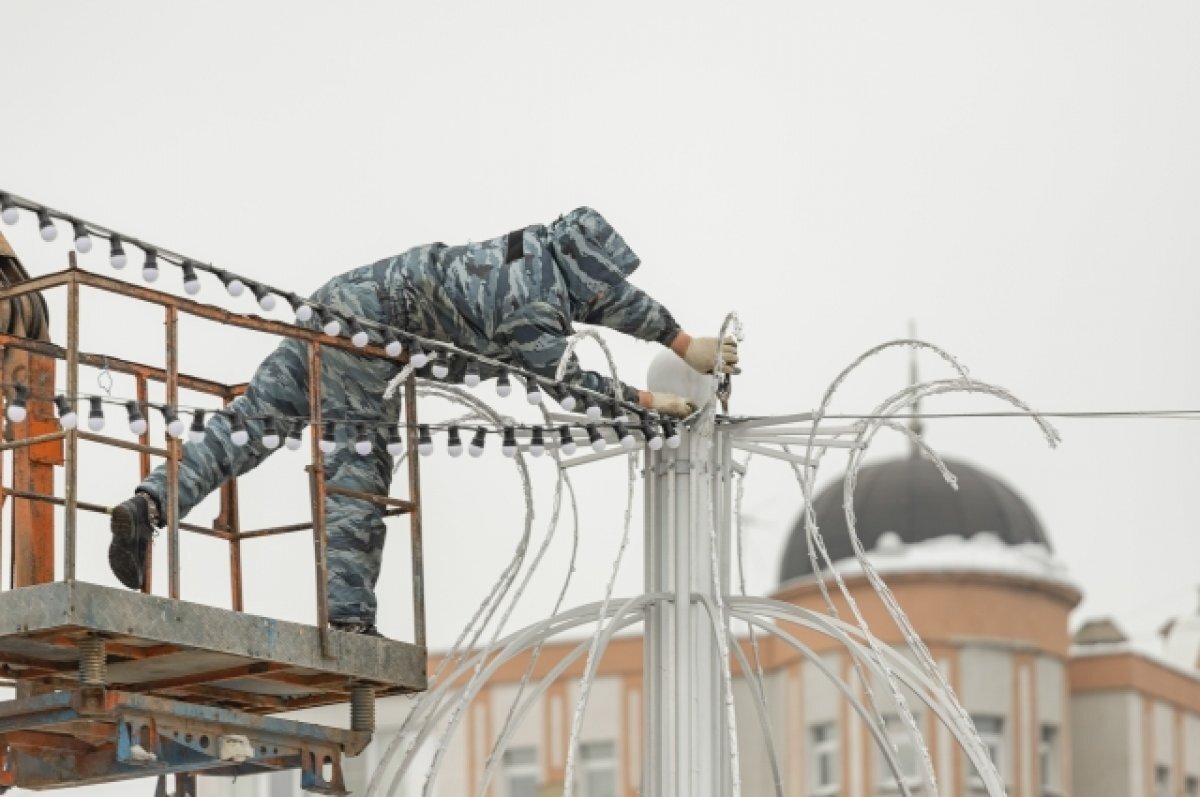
top-left (109, 503), bottom-right (146, 590)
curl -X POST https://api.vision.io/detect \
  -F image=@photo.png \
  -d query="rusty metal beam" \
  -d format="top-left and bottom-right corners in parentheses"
top-left (116, 662), bottom-right (292, 694)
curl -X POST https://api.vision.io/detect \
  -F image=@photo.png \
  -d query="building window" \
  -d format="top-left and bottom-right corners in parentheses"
top-left (503, 746), bottom-right (539, 797)
top-left (1039, 724), bottom-right (1060, 795)
top-left (1185, 775), bottom-right (1198, 797)
top-left (811, 722), bottom-right (839, 795)
top-left (578, 740), bottom-right (617, 797)
top-left (877, 714), bottom-right (922, 791)
top-left (967, 715), bottom-right (1005, 788)
top-left (1156, 766), bottom-right (1170, 797)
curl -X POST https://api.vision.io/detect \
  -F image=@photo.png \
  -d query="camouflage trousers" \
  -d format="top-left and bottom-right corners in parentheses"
top-left (139, 270), bottom-right (404, 625)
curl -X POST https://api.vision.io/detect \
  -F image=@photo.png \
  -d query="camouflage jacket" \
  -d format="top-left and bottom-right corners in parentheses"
top-left (335, 207), bottom-right (680, 404)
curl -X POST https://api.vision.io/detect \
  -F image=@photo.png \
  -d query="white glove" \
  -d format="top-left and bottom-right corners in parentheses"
top-left (647, 392), bottom-right (696, 419)
top-left (683, 336), bottom-right (740, 375)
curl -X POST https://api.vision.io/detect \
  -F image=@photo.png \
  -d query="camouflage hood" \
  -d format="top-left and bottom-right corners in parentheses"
top-left (546, 207), bottom-right (641, 312)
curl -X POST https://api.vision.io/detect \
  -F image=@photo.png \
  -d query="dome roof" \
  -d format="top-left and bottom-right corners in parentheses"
top-left (779, 457), bottom-right (1051, 583)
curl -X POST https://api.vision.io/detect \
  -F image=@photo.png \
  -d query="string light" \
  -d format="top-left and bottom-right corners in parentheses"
top-left (350, 320), bottom-right (370, 348)
top-left (615, 421), bottom-right (636, 449)
top-left (162, 406), bottom-right (185, 439)
top-left (386, 423), bottom-right (404, 456)
top-left (551, 385), bottom-right (577, 412)
top-left (586, 423), bottom-right (606, 453)
top-left (464, 359), bottom-right (481, 388)
top-left (385, 337), bottom-right (403, 358)
top-left (319, 421), bottom-right (336, 454)
top-left (0, 194), bottom-right (18, 225)
top-left (285, 420), bottom-right (304, 450)
top-left (218, 271), bottom-right (245, 298)
top-left (6, 383), bottom-right (28, 422)
top-left (558, 425), bottom-right (577, 456)
top-left (189, 410), bottom-right (206, 443)
top-left (354, 423), bottom-right (371, 456)
top-left (417, 424), bottom-right (433, 456)
top-left (581, 395), bottom-right (603, 421)
top-left (529, 426), bottom-right (545, 457)
top-left (71, 220), bottom-right (92, 253)
top-left (229, 413), bottom-right (249, 446)
top-left (642, 421), bottom-right (663, 451)
top-left (662, 419), bottom-right (681, 449)
top-left (406, 340), bottom-right (428, 370)
top-left (496, 370), bottom-right (512, 398)
top-left (320, 310), bottom-right (342, 338)
top-left (54, 394), bottom-right (78, 429)
top-left (142, 249), bottom-right (160, 283)
top-left (181, 261), bottom-right (201, 295)
top-left (468, 427), bottom-right (487, 457)
top-left (126, 401), bottom-right (147, 436)
top-left (87, 396), bottom-right (105, 431)
top-left (446, 425), bottom-right (463, 457)
top-left (523, 378), bottom-right (542, 405)
top-left (430, 357), bottom-right (450, 380)
top-left (251, 283), bottom-right (277, 312)
top-left (109, 236), bottom-right (127, 269)
top-left (261, 417), bottom-right (281, 450)
top-left (288, 294), bottom-right (314, 324)
top-left (37, 209), bottom-right (57, 242)
top-left (501, 425), bottom-right (518, 457)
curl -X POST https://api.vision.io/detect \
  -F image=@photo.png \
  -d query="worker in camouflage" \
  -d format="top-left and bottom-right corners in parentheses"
top-left (109, 207), bottom-right (739, 634)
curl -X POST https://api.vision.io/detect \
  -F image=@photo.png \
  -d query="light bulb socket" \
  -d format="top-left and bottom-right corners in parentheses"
top-left (229, 412), bottom-right (248, 446)
top-left (189, 410), bottom-right (207, 443)
top-left (386, 423), bottom-right (403, 456)
top-left (53, 394), bottom-right (77, 428)
top-left (469, 427), bottom-right (487, 457)
top-left (354, 423), bottom-right (372, 456)
top-left (662, 419), bottom-right (681, 448)
top-left (109, 235), bottom-right (127, 268)
top-left (181, 261), bottom-right (201, 294)
top-left (37, 208), bottom-right (57, 241)
top-left (88, 396), bottom-right (105, 431)
top-left (417, 423), bottom-right (433, 456)
top-left (586, 423), bottom-right (606, 452)
top-left (125, 400), bottom-right (144, 425)
top-left (524, 378), bottom-right (542, 405)
top-left (530, 426), bottom-right (545, 457)
top-left (446, 425), bottom-right (463, 456)
top-left (285, 420), bottom-right (304, 450)
top-left (71, 219), bottom-right (92, 252)
top-left (0, 193), bottom-right (17, 224)
top-left (261, 416), bottom-right (280, 449)
top-left (464, 359), bottom-right (481, 387)
top-left (502, 426), bottom-right (518, 457)
top-left (558, 424), bottom-right (577, 455)
top-left (142, 249), bottom-right (159, 282)
top-left (615, 422), bottom-right (635, 449)
top-left (496, 370), bottom-right (512, 397)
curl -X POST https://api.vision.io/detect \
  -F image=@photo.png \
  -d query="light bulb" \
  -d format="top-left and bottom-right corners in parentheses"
top-left (72, 220), bottom-right (92, 253)
top-left (87, 396), bottom-right (105, 431)
top-left (468, 427), bottom-right (487, 458)
top-left (182, 261), bottom-right (201, 295)
top-left (663, 420), bottom-right (681, 449)
top-left (261, 417), bottom-right (281, 450)
top-left (553, 387), bottom-right (577, 412)
top-left (163, 406), bottom-right (185, 439)
top-left (292, 299), bottom-right (314, 323)
top-left (446, 425), bottom-right (463, 457)
top-left (406, 340), bottom-right (428, 369)
top-left (586, 424), bottom-right (606, 452)
top-left (616, 422), bottom-right (636, 449)
top-left (583, 398), bottom-right (602, 420)
top-left (0, 194), bottom-right (18, 225)
top-left (354, 424), bottom-right (371, 456)
top-left (126, 400), bottom-right (146, 435)
top-left (6, 383), bottom-right (28, 423)
top-left (54, 395), bottom-right (78, 430)
top-left (386, 424), bottom-right (403, 456)
top-left (642, 422), bottom-right (663, 451)
top-left (464, 360), bottom-right (481, 388)
top-left (431, 360), bottom-right (449, 379)
top-left (496, 370), bottom-right (512, 398)
top-left (285, 422), bottom-right (303, 450)
top-left (319, 421), bottom-right (336, 454)
top-left (322, 314), bottom-right (342, 338)
top-left (109, 236), bottom-right (127, 269)
top-left (142, 250), bottom-right (159, 283)
top-left (417, 424), bottom-right (433, 456)
top-left (251, 283), bottom-right (276, 312)
top-left (524, 378), bottom-right (542, 405)
top-left (501, 426), bottom-right (518, 458)
top-left (229, 413), bottom-right (248, 447)
top-left (188, 410), bottom-right (206, 443)
top-left (529, 426), bottom-right (545, 457)
top-left (350, 324), bottom-right (369, 348)
top-left (37, 209), bottom-right (57, 241)
top-left (385, 339), bottom-right (403, 358)
top-left (558, 425), bottom-right (577, 456)
top-left (224, 275), bottom-right (245, 297)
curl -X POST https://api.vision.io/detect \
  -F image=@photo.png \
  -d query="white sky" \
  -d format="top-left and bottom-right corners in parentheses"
top-left (2, 1), bottom-right (1200, 793)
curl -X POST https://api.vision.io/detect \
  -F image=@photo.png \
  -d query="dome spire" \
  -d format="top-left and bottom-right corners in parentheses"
top-left (908, 319), bottom-right (924, 458)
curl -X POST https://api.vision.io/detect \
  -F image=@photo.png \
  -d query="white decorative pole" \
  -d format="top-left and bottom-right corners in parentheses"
top-left (644, 354), bottom-right (733, 797)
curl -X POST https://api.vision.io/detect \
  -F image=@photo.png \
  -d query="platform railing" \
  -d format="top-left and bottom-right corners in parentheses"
top-left (0, 255), bottom-right (425, 658)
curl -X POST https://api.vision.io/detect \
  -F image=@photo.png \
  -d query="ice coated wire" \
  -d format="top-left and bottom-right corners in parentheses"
top-left (840, 378), bottom-right (1058, 796)
top-left (476, 402), bottom-right (583, 797)
top-left (732, 454), bottom-right (785, 797)
top-left (562, 451), bottom-right (639, 797)
top-left (367, 384), bottom-right (532, 797)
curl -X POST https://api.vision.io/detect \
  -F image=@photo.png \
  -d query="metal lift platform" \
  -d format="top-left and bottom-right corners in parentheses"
top-left (0, 245), bottom-right (429, 794)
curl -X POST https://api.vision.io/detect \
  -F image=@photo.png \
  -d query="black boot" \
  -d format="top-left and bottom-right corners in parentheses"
top-left (109, 493), bottom-right (158, 590)
top-left (330, 620), bottom-right (383, 638)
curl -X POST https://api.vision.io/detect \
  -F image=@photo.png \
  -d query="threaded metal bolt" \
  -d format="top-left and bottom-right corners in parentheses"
top-left (350, 683), bottom-right (376, 732)
top-left (78, 636), bottom-right (106, 686)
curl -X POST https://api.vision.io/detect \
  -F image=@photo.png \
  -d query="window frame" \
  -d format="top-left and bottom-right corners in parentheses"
top-left (1038, 723), bottom-right (1061, 796)
top-left (577, 739), bottom-right (618, 797)
top-left (810, 721), bottom-right (841, 796)
top-left (876, 713), bottom-right (925, 792)
top-left (502, 745), bottom-right (540, 797)
top-left (966, 715), bottom-right (1006, 790)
